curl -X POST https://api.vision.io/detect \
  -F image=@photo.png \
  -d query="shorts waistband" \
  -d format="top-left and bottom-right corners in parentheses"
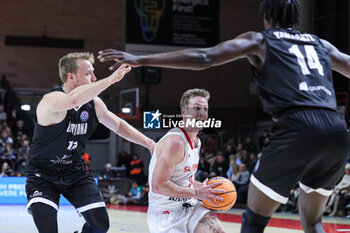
top-left (27, 161), bottom-right (87, 175)
top-left (272, 106), bottom-right (336, 121)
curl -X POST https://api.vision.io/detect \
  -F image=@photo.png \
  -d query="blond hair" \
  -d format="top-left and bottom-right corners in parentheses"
top-left (180, 88), bottom-right (210, 108)
top-left (58, 52), bottom-right (95, 83)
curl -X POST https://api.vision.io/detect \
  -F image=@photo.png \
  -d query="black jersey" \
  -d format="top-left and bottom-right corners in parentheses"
top-left (253, 27), bottom-right (337, 114)
top-left (28, 87), bottom-right (99, 171)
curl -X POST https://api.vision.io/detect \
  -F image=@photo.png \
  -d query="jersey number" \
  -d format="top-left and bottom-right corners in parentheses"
top-left (289, 45), bottom-right (324, 76)
top-left (67, 141), bottom-right (78, 150)
top-left (189, 175), bottom-right (193, 188)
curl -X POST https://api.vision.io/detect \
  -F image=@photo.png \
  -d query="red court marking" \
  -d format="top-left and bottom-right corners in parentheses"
top-left (107, 205), bottom-right (350, 232)
top-left (107, 204), bottom-right (148, 213)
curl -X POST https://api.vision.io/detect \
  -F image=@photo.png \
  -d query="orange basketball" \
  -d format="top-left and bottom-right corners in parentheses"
top-left (202, 176), bottom-right (237, 213)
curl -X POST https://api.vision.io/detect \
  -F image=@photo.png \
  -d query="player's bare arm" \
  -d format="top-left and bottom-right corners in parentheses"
top-left (36, 64), bottom-right (131, 126)
top-left (152, 135), bottom-right (224, 204)
top-left (94, 97), bottom-right (155, 154)
top-left (98, 32), bottom-right (265, 71)
top-left (321, 39), bottom-right (350, 78)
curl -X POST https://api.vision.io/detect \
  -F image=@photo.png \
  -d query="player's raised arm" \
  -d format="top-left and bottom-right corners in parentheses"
top-left (98, 31), bottom-right (264, 71)
top-left (93, 97), bottom-right (155, 154)
top-left (44, 64), bottom-right (131, 113)
top-left (321, 39), bottom-right (350, 79)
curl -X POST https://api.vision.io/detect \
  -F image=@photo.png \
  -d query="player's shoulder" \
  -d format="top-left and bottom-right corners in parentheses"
top-left (159, 133), bottom-right (186, 153)
top-left (319, 38), bottom-right (336, 51)
top-left (40, 90), bottom-right (66, 104)
top-left (237, 31), bottom-right (264, 42)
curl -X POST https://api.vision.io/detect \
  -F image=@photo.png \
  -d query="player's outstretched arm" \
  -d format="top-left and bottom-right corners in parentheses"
top-left (321, 39), bottom-right (350, 78)
top-left (44, 64), bottom-right (131, 113)
top-left (98, 32), bottom-right (262, 71)
top-left (94, 97), bottom-right (155, 154)
top-left (152, 135), bottom-right (224, 204)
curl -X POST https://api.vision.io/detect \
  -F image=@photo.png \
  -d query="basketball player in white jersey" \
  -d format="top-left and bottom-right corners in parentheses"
top-left (147, 88), bottom-right (227, 233)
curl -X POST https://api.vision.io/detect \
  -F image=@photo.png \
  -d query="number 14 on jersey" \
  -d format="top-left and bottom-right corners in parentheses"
top-left (289, 44), bottom-right (324, 76)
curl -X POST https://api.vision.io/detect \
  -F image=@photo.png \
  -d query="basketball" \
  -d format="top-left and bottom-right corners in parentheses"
top-left (202, 177), bottom-right (237, 213)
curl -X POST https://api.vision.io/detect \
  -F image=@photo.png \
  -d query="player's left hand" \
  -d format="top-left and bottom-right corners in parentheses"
top-left (98, 49), bottom-right (141, 71)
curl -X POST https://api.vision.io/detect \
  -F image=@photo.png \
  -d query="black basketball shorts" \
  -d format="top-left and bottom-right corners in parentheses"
top-left (252, 107), bottom-right (350, 204)
top-left (25, 165), bottom-right (105, 214)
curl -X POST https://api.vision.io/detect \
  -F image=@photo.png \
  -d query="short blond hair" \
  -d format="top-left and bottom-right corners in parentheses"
top-left (180, 88), bottom-right (210, 108)
top-left (58, 52), bottom-right (95, 83)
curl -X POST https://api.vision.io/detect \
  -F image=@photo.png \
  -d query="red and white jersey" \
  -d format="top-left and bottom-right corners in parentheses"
top-left (148, 127), bottom-right (201, 209)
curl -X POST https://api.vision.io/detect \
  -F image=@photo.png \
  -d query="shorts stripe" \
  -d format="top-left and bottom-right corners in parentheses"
top-left (27, 197), bottom-right (59, 214)
top-left (250, 175), bottom-right (288, 204)
top-left (299, 182), bottom-right (332, 196)
top-left (76, 201), bottom-right (106, 213)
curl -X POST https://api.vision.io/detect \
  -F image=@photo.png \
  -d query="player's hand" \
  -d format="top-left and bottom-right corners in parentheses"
top-left (98, 49), bottom-right (141, 71)
top-left (195, 178), bottom-right (225, 206)
top-left (107, 64), bottom-right (131, 84)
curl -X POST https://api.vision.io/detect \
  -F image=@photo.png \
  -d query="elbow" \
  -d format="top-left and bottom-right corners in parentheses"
top-left (187, 50), bottom-right (213, 70)
top-left (194, 52), bottom-right (213, 70)
top-left (152, 180), bottom-right (165, 194)
top-left (152, 183), bottom-right (161, 194)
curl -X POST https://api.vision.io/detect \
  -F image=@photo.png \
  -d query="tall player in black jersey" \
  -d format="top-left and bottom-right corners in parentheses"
top-left (98, 1), bottom-right (350, 232)
top-left (26, 52), bottom-right (155, 233)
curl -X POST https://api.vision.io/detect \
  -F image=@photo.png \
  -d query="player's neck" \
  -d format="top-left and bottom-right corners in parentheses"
top-left (62, 83), bottom-right (73, 94)
top-left (182, 127), bottom-right (198, 147)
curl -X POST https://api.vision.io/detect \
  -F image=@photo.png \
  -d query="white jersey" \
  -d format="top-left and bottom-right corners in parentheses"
top-left (148, 127), bottom-right (201, 210)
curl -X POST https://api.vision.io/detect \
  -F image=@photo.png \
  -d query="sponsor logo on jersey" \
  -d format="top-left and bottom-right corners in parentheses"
top-left (80, 111), bottom-right (89, 122)
top-left (50, 154), bottom-right (73, 165)
top-left (143, 110), bottom-right (161, 129)
top-left (30, 190), bottom-right (42, 198)
top-left (66, 122), bottom-right (88, 135)
top-left (299, 81), bottom-right (332, 96)
top-left (168, 197), bottom-right (191, 202)
top-left (183, 164), bottom-right (198, 172)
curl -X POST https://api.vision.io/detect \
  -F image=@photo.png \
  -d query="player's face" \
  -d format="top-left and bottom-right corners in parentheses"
top-left (73, 59), bottom-right (96, 87)
top-left (263, 19), bottom-right (272, 30)
top-left (183, 96), bottom-right (208, 127)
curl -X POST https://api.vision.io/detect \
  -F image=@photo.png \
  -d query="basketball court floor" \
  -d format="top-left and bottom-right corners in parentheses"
top-left (1, 204), bottom-right (350, 233)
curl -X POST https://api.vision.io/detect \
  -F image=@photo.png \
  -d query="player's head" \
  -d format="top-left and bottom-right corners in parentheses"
top-left (260, 0), bottom-right (301, 29)
top-left (59, 52), bottom-right (96, 86)
top-left (180, 88), bottom-right (210, 130)
top-left (345, 163), bottom-right (350, 175)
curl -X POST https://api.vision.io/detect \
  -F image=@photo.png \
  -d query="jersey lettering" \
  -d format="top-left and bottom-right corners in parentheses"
top-left (66, 122), bottom-right (88, 135)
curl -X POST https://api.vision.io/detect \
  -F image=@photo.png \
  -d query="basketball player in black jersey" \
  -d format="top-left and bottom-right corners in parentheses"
top-left (26, 52), bottom-right (155, 233)
top-left (98, 1), bottom-right (350, 232)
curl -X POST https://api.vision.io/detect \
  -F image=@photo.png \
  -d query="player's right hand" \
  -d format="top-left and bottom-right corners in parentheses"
top-left (195, 178), bottom-right (225, 206)
top-left (98, 49), bottom-right (141, 71)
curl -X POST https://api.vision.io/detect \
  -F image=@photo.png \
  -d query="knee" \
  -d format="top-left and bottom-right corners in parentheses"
top-left (303, 221), bottom-right (323, 233)
top-left (82, 208), bottom-right (110, 233)
top-left (91, 218), bottom-right (109, 233)
top-left (241, 207), bottom-right (271, 233)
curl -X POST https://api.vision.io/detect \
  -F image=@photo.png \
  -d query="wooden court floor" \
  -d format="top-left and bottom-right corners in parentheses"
top-left (1, 204), bottom-right (350, 233)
